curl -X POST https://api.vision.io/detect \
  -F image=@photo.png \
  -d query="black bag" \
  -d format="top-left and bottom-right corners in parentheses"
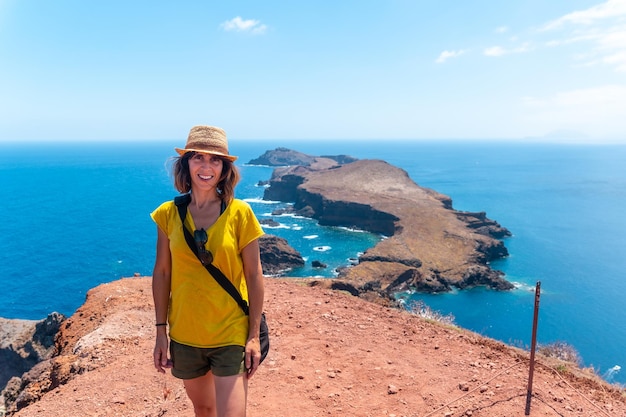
top-left (175, 194), bottom-right (270, 363)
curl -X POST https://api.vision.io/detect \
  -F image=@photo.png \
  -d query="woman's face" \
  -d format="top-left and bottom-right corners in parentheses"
top-left (187, 152), bottom-right (224, 192)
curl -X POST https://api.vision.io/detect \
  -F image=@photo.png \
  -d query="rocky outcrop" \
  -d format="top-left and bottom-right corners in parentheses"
top-left (2, 278), bottom-right (155, 415)
top-left (455, 211), bottom-right (511, 239)
top-left (261, 152), bottom-right (514, 297)
top-left (1, 313), bottom-right (65, 414)
top-left (248, 147), bottom-right (357, 167)
top-left (248, 147), bottom-right (318, 166)
top-left (0, 314), bottom-right (65, 392)
top-left (259, 234), bottom-right (305, 276)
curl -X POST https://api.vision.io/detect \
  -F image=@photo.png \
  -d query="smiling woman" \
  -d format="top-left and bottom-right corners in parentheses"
top-left (150, 125), bottom-right (265, 417)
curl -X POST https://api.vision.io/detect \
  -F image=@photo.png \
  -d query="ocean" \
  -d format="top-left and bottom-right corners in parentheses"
top-left (1, 139), bottom-right (624, 385)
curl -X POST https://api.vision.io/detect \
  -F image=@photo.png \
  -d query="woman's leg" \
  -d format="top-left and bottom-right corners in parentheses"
top-left (184, 372), bottom-right (217, 417)
top-left (214, 373), bottom-right (248, 417)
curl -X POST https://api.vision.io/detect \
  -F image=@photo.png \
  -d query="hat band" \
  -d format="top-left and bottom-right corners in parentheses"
top-left (185, 141), bottom-right (229, 155)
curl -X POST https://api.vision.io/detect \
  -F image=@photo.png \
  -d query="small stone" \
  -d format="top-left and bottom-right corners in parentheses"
top-left (458, 382), bottom-right (470, 391)
top-left (387, 384), bottom-right (399, 394)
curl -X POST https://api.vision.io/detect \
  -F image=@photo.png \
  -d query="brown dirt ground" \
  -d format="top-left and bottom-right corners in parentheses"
top-left (12, 277), bottom-right (626, 417)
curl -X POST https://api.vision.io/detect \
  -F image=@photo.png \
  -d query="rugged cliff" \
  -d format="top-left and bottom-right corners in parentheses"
top-left (259, 152), bottom-right (513, 298)
top-left (259, 234), bottom-right (305, 275)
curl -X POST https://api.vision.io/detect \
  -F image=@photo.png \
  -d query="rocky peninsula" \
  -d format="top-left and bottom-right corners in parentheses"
top-left (253, 148), bottom-right (514, 302)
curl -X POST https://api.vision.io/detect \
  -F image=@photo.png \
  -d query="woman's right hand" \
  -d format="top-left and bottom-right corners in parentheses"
top-left (153, 332), bottom-right (173, 373)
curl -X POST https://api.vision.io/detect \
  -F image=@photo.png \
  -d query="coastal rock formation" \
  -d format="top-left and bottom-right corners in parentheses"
top-left (0, 314), bottom-right (64, 392)
top-left (248, 147), bottom-right (318, 166)
top-left (260, 152), bottom-right (513, 297)
top-left (0, 313), bottom-right (65, 413)
top-left (259, 234), bottom-right (305, 276)
top-left (248, 147), bottom-right (357, 167)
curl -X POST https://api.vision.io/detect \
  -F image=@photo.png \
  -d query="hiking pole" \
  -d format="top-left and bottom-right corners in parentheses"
top-left (525, 281), bottom-right (541, 415)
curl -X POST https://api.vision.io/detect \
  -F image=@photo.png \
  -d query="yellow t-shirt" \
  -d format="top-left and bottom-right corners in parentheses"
top-left (150, 198), bottom-right (264, 348)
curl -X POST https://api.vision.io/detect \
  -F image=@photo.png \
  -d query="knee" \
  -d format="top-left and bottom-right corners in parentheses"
top-left (192, 403), bottom-right (216, 417)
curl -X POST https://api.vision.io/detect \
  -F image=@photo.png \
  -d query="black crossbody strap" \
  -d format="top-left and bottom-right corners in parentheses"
top-left (174, 194), bottom-right (250, 315)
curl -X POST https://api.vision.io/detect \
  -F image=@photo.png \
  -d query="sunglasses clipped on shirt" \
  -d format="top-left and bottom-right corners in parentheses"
top-left (193, 228), bottom-right (214, 265)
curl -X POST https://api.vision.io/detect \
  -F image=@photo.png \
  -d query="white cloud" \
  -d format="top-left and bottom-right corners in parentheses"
top-left (484, 46), bottom-right (506, 56)
top-left (596, 25), bottom-right (626, 49)
top-left (435, 49), bottom-right (466, 63)
top-left (220, 16), bottom-right (268, 35)
top-left (549, 25), bottom-right (626, 71)
top-left (542, 0), bottom-right (626, 30)
top-left (538, 1), bottom-right (626, 72)
top-left (603, 50), bottom-right (626, 71)
top-left (483, 42), bottom-right (531, 57)
top-left (458, 2), bottom-right (625, 72)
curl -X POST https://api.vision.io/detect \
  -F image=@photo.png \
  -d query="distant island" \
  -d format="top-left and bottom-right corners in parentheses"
top-left (250, 148), bottom-right (513, 304)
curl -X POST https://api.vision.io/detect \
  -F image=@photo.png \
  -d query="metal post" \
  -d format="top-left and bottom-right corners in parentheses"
top-left (525, 281), bottom-right (541, 415)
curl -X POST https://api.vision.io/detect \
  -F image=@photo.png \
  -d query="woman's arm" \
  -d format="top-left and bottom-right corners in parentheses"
top-left (241, 238), bottom-right (264, 378)
top-left (152, 226), bottom-right (172, 373)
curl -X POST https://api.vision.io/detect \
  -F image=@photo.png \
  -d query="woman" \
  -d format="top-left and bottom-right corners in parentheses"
top-left (151, 125), bottom-right (265, 417)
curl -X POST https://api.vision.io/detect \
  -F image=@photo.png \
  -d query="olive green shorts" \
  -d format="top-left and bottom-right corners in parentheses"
top-left (170, 340), bottom-right (245, 379)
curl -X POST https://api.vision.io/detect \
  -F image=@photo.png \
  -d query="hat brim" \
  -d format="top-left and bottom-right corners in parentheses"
top-left (175, 147), bottom-right (238, 162)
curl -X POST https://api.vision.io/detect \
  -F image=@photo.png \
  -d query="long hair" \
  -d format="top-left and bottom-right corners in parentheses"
top-left (172, 152), bottom-right (240, 202)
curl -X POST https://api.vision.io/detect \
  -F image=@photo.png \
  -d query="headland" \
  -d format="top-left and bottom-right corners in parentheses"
top-left (255, 148), bottom-right (513, 303)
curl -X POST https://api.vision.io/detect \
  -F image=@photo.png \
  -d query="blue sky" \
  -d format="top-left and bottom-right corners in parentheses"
top-left (1, 0), bottom-right (626, 142)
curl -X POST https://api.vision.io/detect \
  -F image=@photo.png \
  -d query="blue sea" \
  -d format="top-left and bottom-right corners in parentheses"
top-left (1, 139), bottom-right (624, 385)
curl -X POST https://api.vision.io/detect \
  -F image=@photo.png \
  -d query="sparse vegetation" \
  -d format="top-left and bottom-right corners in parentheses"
top-left (555, 364), bottom-right (568, 373)
top-left (538, 340), bottom-right (582, 365)
top-left (407, 300), bottom-right (455, 325)
top-left (508, 339), bottom-right (529, 350)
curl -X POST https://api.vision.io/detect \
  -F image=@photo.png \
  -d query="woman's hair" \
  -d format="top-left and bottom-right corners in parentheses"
top-left (171, 152), bottom-right (240, 202)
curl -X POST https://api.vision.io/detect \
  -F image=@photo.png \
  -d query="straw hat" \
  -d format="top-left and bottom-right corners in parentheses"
top-left (175, 125), bottom-right (238, 161)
